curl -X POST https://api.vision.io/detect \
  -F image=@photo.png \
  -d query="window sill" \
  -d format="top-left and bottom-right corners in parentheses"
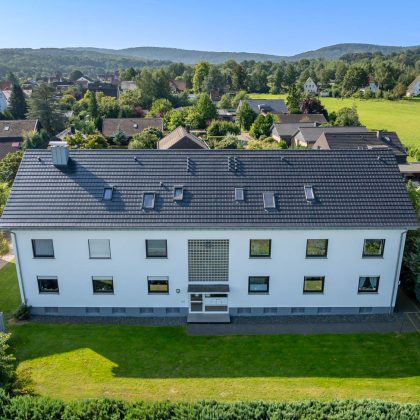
top-left (305, 256), bottom-right (328, 259)
top-left (93, 292), bottom-right (114, 295)
top-left (146, 257), bottom-right (168, 259)
top-left (148, 293), bottom-right (170, 295)
top-left (39, 292), bottom-right (59, 295)
top-left (249, 256), bottom-right (271, 259)
top-left (362, 256), bottom-right (384, 259)
top-left (248, 292), bottom-right (269, 295)
top-left (33, 257), bottom-right (55, 259)
top-left (358, 291), bottom-right (379, 294)
top-left (303, 291), bottom-right (324, 294)
top-left (89, 257), bottom-right (111, 260)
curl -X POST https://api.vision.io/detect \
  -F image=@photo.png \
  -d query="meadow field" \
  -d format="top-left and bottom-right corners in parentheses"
top-left (248, 94), bottom-right (420, 149)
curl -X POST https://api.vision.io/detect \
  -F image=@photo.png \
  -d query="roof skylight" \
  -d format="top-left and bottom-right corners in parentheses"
top-left (304, 185), bottom-right (315, 201)
top-left (235, 188), bottom-right (244, 201)
top-left (103, 187), bottom-right (113, 201)
top-left (143, 192), bottom-right (155, 209)
top-left (173, 186), bottom-right (184, 201)
top-left (263, 192), bottom-right (275, 209)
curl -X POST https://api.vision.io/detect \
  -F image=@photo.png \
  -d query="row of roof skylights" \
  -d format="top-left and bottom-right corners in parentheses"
top-left (103, 185), bottom-right (316, 209)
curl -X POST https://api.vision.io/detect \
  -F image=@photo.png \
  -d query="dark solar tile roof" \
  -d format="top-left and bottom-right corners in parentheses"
top-left (276, 114), bottom-right (327, 124)
top-left (0, 149), bottom-right (417, 230)
top-left (239, 99), bottom-right (289, 114)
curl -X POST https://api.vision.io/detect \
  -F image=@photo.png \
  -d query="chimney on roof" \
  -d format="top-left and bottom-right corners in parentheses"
top-left (49, 141), bottom-right (69, 167)
top-left (376, 130), bottom-right (383, 140)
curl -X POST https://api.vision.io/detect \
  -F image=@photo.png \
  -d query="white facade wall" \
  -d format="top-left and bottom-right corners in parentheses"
top-left (12, 228), bottom-right (406, 315)
top-left (303, 78), bottom-right (317, 94)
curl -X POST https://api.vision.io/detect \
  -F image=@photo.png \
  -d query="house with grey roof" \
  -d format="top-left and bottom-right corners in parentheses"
top-left (276, 113), bottom-right (327, 124)
top-left (1, 144), bottom-right (417, 322)
top-left (0, 119), bottom-right (41, 160)
top-left (271, 122), bottom-right (320, 144)
top-left (292, 126), bottom-right (368, 148)
top-left (158, 126), bottom-right (209, 150)
top-left (239, 99), bottom-right (288, 115)
top-left (102, 118), bottom-right (163, 139)
top-left (313, 130), bottom-right (407, 163)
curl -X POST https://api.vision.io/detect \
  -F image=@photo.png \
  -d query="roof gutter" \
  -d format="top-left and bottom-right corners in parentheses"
top-left (10, 232), bottom-right (26, 305)
top-left (390, 229), bottom-right (407, 314)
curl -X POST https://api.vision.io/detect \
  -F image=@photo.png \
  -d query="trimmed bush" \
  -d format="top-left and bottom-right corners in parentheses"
top-left (0, 393), bottom-right (419, 420)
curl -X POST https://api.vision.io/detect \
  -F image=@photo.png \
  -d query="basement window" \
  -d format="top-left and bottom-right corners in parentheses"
top-left (143, 192), bottom-right (155, 209)
top-left (235, 188), bottom-right (244, 201)
top-left (103, 187), bottom-right (113, 201)
top-left (263, 192), bottom-right (275, 209)
top-left (304, 185), bottom-right (315, 201)
top-left (173, 186), bottom-right (184, 201)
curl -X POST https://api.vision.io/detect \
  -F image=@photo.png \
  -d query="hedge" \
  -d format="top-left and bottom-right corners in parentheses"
top-left (0, 391), bottom-right (419, 419)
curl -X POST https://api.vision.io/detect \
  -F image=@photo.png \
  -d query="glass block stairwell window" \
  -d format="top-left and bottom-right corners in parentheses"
top-left (188, 240), bottom-right (229, 282)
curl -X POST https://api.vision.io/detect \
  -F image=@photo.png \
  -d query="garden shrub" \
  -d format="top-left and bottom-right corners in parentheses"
top-left (0, 396), bottom-right (419, 419)
top-left (13, 304), bottom-right (31, 321)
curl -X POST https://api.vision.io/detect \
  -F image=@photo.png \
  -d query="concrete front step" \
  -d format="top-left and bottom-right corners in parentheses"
top-left (187, 313), bottom-right (231, 323)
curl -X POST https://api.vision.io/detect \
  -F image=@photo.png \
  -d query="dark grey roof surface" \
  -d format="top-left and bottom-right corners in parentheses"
top-left (277, 114), bottom-right (327, 124)
top-left (296, 126), bottom-right (368, 145)
top-left (240, 99), bottom-right (288, 114)
top-left (272, 123), bottom-right (319, 138)
top-left (0, 149), bottom-right (417, 229)
top-left (102, 118), bottom-right (163, 138)
top-left (0, 120), bottom-right (39, 139)
top-left (313, 131), bottom-right (407, 160)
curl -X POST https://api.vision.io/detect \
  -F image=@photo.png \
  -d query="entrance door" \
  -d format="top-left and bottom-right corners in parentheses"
top-left (189, 293), bottom-right (228, 313)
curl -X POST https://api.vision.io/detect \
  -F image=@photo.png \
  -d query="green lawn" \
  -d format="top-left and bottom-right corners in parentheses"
top-left (1, 260), bottom-right (420, 403)
top-left (248, 94), bottom-right (420, 149)
top-left (9, 324), bottom-right (420, 402)
top-left (0, 261), bottom-right (20, 319)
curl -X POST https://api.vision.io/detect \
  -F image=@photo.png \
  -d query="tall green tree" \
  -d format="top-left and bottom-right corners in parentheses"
top-left (69, 69), bottom-right (83, 81)
top-left (192, 61), bottom-right (210, 93)
top-left (0, 152), bottom-right (23, 186)
top-left (286, 84), bottom-right (303, 114)
top-left (333, 106), bottom-right (361, 126)
top-left (27, 83), bottom-right (63, 134)
top-left (236, 102), bottom-right (255, 130)
top-left (249, 114), bottom-right (274, 139)
top-left (8, 75), bottom-right (27, 120)
top-left (193, 93), bottom-right (217, 122)
top-left (342, 66), bottom-right (368, 95)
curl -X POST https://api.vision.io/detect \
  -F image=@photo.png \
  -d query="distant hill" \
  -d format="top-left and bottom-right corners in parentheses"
top-left (0, 48), bottom-right (170, 78)
top-left (1, 43), bottom-right (419, 78)
top-left (70, 43), bottom-right (420, 64)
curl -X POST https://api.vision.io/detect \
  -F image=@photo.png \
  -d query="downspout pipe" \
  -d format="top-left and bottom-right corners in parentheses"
top-left (10, 231), bottom-right (26, 305)
top-left (390, 230), bottom-right (407, 314)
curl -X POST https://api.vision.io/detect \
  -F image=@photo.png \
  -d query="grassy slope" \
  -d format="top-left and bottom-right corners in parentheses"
top-left (10, 324), bottom-right (420, 402)
top-left (0, 262), bottom-right (20, 319)
top-left (248, 94), bottom-right (420, 149)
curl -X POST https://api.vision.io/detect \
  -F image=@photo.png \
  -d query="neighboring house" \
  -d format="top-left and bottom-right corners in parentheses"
top-left (399, 162), bottom-right (420, 183)
top-left (75, 76), bottom-right (93, 89)
top-left (239, 99), bottom-right (289, 115)
top-left (158, 126), bottom-right (209, 150)
top-left (0, 91), bottom-right (8, 113)
top-left (210, 89), bottom-right (223, 102)
top-left (98, 73), bottom-right (119, 85)
top-left (0, 81), bottom-right (11, 91)
top-left (55, 126), bottom-right (76, 141)
top-left (271, 122), bottom-right (320, 144)
top-left (303, 77), bottom-right (317, 94)
top-left (0, 120), bottom-right (41, 160)
top-left (276, 114), bottom-right (327, 124)
top-left (361, 76), bottom-right (379, 94)
top-left (292, 126), bottom-right (368, 148)
top-left (88, 82), bottom-right (118, 98)
top-left (102, 118), bottom-right (163, 139)
top-left (406, 76), bottom-right (420, 97)
top-left (313, 131), bottom-right (407, 163)
top-left (169, 80), bottom-right (187, 93)
top-left (217, 109), bottom-right (236, 122)
top-left (319, 89), bottom-right (330, 97)
top-left (119, 81), bottom-right (137, 92)
top-left (0, 146), bottom-right (417, 322)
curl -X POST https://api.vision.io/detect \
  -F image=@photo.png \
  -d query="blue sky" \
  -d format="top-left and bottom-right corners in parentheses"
top-left (3, 0), bottom-right (419, 55)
